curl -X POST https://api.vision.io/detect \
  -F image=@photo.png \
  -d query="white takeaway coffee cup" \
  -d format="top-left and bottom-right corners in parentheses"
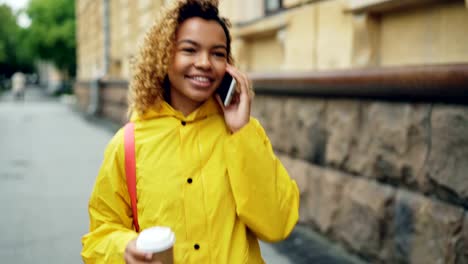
top-left (136, 226), bottom-right (175, 264)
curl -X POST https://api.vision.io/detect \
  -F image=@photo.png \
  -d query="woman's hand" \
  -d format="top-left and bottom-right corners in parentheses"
top-left (216, 64), bottom-right (253, 133)
top-left (125, 239), bottom-right (162, 264)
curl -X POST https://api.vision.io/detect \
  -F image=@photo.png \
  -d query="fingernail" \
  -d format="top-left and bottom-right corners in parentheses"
top-left (145, 253), bottom-right (152, 260)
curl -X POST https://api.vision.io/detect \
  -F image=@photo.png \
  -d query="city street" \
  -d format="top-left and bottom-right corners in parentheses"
top-left (0, 87), bottom-right (363, 264)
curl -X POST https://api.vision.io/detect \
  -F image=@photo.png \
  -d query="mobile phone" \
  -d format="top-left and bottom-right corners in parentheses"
top-left (217, 73), bottom-right (237, 106)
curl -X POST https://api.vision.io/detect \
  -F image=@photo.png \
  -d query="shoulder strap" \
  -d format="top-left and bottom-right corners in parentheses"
top-left (124, 122), bottom-right (140, 232)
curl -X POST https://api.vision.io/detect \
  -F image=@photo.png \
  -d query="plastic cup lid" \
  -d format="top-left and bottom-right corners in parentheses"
top-left (136, 226), bottom-right (176, 253)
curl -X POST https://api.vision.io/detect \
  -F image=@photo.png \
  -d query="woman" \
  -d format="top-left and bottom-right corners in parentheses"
top-left (81, 0), bottom-right (299, 263)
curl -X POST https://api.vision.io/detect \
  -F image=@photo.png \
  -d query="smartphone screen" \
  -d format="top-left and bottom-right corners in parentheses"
top-left (216, 73), bottom-right (237, 106)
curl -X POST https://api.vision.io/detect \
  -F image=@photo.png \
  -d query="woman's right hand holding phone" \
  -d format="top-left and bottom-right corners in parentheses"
top-left (216, 64), bottom-right (253, 134)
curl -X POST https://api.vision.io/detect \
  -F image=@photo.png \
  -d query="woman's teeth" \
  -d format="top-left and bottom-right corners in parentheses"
top-left (191, 76), bottom-right (210, 82)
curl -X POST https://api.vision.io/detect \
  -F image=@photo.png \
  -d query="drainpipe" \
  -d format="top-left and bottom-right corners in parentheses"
top-left (103, 0), bottom-right (110, 76)
top-left (87, 78), bottom-right (100, 115)
top-left (88, 0), bottom-right (110, 115)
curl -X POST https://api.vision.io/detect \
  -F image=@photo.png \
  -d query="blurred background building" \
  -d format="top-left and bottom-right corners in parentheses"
top-left (75, 0), bottom-right (468, 263)
top-left (76, 0), bottom-right (468, 78)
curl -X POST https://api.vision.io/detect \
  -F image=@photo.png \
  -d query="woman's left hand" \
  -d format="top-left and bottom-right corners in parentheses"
top-left (216, 64), bottom-right (252, 133)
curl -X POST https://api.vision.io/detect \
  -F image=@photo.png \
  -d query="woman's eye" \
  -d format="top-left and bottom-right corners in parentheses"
top-left (182, 48), bottom-right (196, 53)
top-left (213, 52), bottom-right (226, 58)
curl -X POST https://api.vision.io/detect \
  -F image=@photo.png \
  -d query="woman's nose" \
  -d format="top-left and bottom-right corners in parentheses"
top-left (194, 52), bottom-right (211, 70)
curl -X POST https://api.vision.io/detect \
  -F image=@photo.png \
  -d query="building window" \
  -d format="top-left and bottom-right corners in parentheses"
top-left (265, 0), bottom-right (283, 14)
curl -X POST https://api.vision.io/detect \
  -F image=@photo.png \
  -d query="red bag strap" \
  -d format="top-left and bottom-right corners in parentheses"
top-left (124, 122), bottom-right (140, 232)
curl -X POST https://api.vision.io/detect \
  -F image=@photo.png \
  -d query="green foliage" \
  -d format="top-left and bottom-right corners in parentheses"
top-left (0, 0), bottom-right (76, 78)
top-left (0, 4), bottom-right (33, 77)
top-left (26, 0), bottom-right (76, 77)
top-left (0, 5), bottom-right (17, 62)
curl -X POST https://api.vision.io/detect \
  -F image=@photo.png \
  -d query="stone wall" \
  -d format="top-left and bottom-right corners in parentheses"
top-left (74, 82), bottom-right (91, 112)
top-left (74, 81), bottom-right (128, 124)
top-left (252, 96), bottom-right (468, 263)
top-left (99, 82), bottom-right (128, 124)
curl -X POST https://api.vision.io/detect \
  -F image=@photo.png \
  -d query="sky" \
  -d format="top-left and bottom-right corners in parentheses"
top-left (0, 0), bottom-right (31, 27)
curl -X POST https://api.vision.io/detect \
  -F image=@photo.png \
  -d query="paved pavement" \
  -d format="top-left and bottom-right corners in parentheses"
top-left (0, 86), bottom-right (366, 264)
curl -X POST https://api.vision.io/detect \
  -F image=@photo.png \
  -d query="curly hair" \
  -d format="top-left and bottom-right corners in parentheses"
top-left (128, 0), bottom-right (234, 116)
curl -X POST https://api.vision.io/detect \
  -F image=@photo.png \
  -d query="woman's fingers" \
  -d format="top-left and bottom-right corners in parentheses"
top-left (226, 65), bottom-right (251, 101)
top-left (125, 252), bottom-right (152, 264)
top-left (125, 239), bottom-right (152, 263)
top-left (226, 65), bottom-right (244, 91)
top-left (215, 94), bottom-right (226, 111)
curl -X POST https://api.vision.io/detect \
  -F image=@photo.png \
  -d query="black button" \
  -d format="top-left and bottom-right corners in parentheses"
top-left (181, 121), bottom-right (186, 126)
top-left (187, 178), bottom-right (193, 184)
top-left (194, 244), bottom-right (200, 250)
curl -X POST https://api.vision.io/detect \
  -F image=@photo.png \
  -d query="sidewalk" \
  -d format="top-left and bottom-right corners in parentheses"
top-left (0, 87), bottom-right (109, 263)
top-left (0, 86), bottom-right (366, 263)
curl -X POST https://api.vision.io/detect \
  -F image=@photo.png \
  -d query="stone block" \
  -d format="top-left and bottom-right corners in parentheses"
top-left (278, 154), bottom-right (311, 223)
top-left (101, 103), bottom-right (127, 125)
top-left (459, 214), bottom-right (468, 263)
top-left (254, 96), bottom-right (327, 163)
top-left (283, 98), bottom-right (327, 164)
top-left (315, 169), bottom-right (350, 233)
top-left (332, 177), bottom-right (395, 258)
top-left (305, 164), bottom-right (324, 226)
top-left (426, 106), bottom-right (468, 200)
top-left (345, 102), bottom-right (430, 189)
top-left (74, 85), bottom-right (90, 112)
top-left (252, 96), bottom-right (291, 154)
top-left (386, 190), bottom-right (464, 264)
top-left (251, 96), bottom-right (265, 122)
top-left (101, 85), bottom-right (127, 105)
top-left (251, 96), bottom-right (267, 124)
top-left (280, 155), bottom-right (309, 195)
top-left (325, 100), bottom-right (360, 168)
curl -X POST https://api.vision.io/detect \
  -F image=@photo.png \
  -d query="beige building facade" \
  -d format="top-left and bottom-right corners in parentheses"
top-left (221, 0), bottom-right (468, 71)
top-left (75, 1), bottom-right (468, 262)
top-left (76, 0), bottom-right (167, 81)
top-left (76, 0), bottom-right (468, 81)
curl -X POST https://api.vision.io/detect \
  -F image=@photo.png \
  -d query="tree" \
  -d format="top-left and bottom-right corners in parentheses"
top-left (26, 0), bottom-right (76, 77)
top-left (0, 5), bottom-right (16, 64)
top-left (0, 4), bottom-right (33, 77)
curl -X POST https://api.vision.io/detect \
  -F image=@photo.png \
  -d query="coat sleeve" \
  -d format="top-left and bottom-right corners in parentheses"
top-left (224, 118), bottom-right (300, 242)
top-left (81, 129), bottom-right (138, 263)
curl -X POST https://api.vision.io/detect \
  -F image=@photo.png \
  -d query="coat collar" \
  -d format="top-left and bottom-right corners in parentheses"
top-left (130, 96), bottom-right (222, 122)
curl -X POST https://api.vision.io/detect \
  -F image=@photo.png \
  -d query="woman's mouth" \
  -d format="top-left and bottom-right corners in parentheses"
top-left (186, 75), bottom-right (213, 88)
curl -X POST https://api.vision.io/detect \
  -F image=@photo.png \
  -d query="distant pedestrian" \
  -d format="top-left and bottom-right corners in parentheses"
top-left (11, 72), bottom-right (26, 101)
top-left (81, 1), bottom-right (300, 263)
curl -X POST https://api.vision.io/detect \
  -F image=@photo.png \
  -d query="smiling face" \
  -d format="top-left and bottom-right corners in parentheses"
top-left (167, 17), bottom-right (228, 115)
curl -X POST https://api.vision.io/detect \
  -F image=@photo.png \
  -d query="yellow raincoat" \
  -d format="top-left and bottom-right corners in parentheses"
top-left (81, 97), bottom-right (300, 263)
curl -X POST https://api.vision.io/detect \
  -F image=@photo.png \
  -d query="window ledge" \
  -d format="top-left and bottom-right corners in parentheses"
top-left (346, 0), bottom-right (442, 14)
top-left (232, 12), bottom-right (289, 39)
